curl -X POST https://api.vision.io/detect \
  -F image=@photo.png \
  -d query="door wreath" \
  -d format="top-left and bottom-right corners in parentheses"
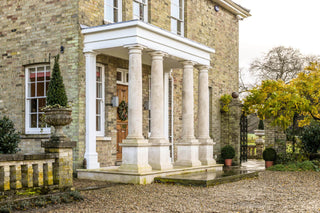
top-left (117, 100), bottom-right (128, 121)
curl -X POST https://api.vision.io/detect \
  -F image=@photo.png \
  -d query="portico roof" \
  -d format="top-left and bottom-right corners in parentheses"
top-left (81, 20), bottom-right (215, 67)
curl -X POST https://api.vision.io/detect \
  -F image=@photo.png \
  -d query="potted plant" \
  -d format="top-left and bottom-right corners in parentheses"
top-left (221, 145), bottom-right (235, 166)
top-left (263, 147), bottom-right (277, 168)
top-left (43, 55), bottom-right (72, 138)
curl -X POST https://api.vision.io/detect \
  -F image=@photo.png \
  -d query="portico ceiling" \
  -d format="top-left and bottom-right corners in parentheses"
top-left (81, 20), bottom-right (215, 68)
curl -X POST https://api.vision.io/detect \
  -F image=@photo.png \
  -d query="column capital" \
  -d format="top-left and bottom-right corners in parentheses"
top-left (196, 65), bottom-right (211, 72)
top-left (124, 44), bottom-right (146, 51)
top-left (83, 50), bottom-right (97, 56)
top-left (149, 50), bottom-right (167, 58)
top-left (181, 60), bottom-right (196, 67)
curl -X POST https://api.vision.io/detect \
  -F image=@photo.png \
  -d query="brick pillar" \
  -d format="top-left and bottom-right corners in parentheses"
top-left (42, 139), bottom-right (76, 188)
top-left (220, 98), bottom-right (241, 165)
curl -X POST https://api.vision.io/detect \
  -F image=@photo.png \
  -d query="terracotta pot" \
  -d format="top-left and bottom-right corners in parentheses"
top-left (265, 161), bottom-right (274, 168)
top-left (224, 159), bottom-right (232, 166)
top-left (44, 107), bottom-right (72, 137)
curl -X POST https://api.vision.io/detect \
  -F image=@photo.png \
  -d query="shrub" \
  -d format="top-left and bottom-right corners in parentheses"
top-left (268, 160), bottom-right (319, 172)
top-left (0, 116), bottom-right (20, 154)
top-left (46, 55), bottom-right (68, 107)
top-left (301, 121), bottom-right (320, 154)
top-left (221, 145), bottom-right (235, 159)
top-left (263, 148), bottom-right (277, 161)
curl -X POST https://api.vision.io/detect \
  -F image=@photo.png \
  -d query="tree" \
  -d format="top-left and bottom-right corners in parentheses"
top-left (250, 46), bottom-right (304, 83)
top-left (46, 55), bottom-right (68, 107)
top-left (243, 62), bottom-right (320, 130)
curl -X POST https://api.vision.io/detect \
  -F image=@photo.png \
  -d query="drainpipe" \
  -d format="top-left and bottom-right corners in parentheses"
top-left (169, 69), bottom-right (174, 163)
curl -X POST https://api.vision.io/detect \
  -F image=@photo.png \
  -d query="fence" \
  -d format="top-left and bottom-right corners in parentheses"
top-left (0, 153), bottom-right (56, 191)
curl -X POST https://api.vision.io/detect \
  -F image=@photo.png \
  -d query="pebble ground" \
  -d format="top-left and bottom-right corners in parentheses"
top-left (34, 171), bottom-right (320, 212)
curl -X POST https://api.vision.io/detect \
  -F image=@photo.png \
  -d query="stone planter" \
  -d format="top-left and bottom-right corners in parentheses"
top-left (43, 107), bottom-right (72, 137)
top-left (254, 129), bottom-right (265, 159)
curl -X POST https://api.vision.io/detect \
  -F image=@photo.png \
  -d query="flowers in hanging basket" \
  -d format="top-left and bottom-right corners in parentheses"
top-left (117, 100), bottom-right (128, 121)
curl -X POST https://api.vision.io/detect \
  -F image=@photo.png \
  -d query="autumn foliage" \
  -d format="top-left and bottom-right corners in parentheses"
top-left (243, 63), bottom-right (320, 130)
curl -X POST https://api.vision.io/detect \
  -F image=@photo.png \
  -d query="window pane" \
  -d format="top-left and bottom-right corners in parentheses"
top-left (96, 115), bottom-right (101, 131)
top-left (31, 99), bottom-right (37, 112)
top-left (171, 5), bottom-right (179, 18)
top-left (171, 19), bottom-right (177, 34)
top-left (31, 114), bottom-right (37, 128)
top-left (96, 100), bottom-right (101, 114)
top-left (38, 98), bottom-right (46, 108)
top-left (126, 73), bottom-right (129, 83)
top-left (105, 3), bottom-right (114, 21)
top-left (37, 82), bottom-right (45, 97)
top-left (177, 20), bottom-right (182, 35)
top-left (29, 83), bottom-right (36, 97)
top-left (117, 71), bottom-right (122, 81)
top-left (37, 66), bottom-right (44, 72)
top-left (96, 83), bottom-right (102, 98)
top-left (133, 2), bottom-right (140, 19)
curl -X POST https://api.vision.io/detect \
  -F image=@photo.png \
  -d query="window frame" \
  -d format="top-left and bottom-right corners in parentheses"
top-left (171, 0), bottom-right (184, 36)
top-left (116, 68), bottom-right (129, 85)
top-left (25, 64), bottom-right (51, 134)
top-left (96, 63), bottom-right (105, 137)
top-left (133, 0), bottom-right (148, 22)
top-left (104, 0), bottom-right (123, 23)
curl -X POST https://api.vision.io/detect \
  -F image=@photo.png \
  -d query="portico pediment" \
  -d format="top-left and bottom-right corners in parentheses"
top-left (82, 20), bottom-right (215, 67)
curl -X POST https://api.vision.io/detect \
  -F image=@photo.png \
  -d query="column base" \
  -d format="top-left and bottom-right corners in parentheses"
top-left (119, 139), bottom-right (152, 173)
top-left (84, 152), bottom-right (100, 169)
top-left (198, 138), bottom-right (216, 165)
top-left (175, 139), bottom-right (201, 167)
top-left (148, 138), bottom-right (173, 170)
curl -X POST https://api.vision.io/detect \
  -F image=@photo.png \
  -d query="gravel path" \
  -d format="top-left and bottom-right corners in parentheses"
top-left (36, 171), bottom-right (320, 212)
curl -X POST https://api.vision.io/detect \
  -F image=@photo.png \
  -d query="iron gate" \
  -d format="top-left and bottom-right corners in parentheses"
top-left (240, 112), bottom-right (248, 163)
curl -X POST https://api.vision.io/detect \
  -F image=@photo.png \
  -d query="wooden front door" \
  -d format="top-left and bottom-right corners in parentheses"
top-left (116, 84), bottom-right (128, 161)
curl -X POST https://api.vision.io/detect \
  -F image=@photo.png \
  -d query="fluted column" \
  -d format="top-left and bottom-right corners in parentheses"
top-left (148, 51), bottom-right (173, 170)
top-left (175, 61), bottom-right (201, 167)
top-left (84, 51), bottom-right (100, 169)
top-left (119, 44), bottom-right (152, 173)
top-left (197, 65), bottom-right (215, 165)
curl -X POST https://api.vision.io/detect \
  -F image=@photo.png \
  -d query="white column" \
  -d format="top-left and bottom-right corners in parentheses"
top-left (197, 65), bottom-right (215, 165)
top-left (148, 51), bottom-right (172, 170)
top-left (119, 44), bottom-right (152, 173)
top-left (175, 61), bottom-right (201, 167)
top-left (84, 51), bottom-right (100, 169)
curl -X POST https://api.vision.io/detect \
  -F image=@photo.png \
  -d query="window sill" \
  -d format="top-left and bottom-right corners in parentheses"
top-left (96, 136), bottom-right (112, 142)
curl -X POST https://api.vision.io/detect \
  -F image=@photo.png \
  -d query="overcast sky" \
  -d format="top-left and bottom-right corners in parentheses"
top-left (235, 0), bottom-right (320, 84)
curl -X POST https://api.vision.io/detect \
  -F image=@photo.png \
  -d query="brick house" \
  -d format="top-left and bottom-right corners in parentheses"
top-left (0, 0), bottom-right (250, 175)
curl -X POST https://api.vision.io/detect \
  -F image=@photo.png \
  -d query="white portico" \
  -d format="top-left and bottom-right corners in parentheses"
top-left (79, 20), bottom-right (220, 182)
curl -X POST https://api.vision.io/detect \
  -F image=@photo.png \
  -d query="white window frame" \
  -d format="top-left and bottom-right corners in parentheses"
top-left (171, 0), bottom-right (184, 36)
top-left (133, 0), bottom-right (148, 22)
top-left (25, 64), bottom-right (51, 134)
top-left (104, 0), bottom-right (122, 23)
top-left (116, 68), bottom-right (129, 85)
top-left (96, 64), bottom-right (105, 136)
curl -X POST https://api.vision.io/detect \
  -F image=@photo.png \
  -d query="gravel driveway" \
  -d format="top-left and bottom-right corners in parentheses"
top-left (35, 171), bottom-right (320, 212)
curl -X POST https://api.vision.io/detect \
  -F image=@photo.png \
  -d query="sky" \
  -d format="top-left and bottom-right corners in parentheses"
top-left (235, 0), bottom-right (320, 85)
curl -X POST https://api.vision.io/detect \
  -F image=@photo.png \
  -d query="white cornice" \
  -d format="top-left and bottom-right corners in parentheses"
top-left (82, 20), bottom-right (215, 66)
top-left (212, 0), bottom-right (251, 18)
